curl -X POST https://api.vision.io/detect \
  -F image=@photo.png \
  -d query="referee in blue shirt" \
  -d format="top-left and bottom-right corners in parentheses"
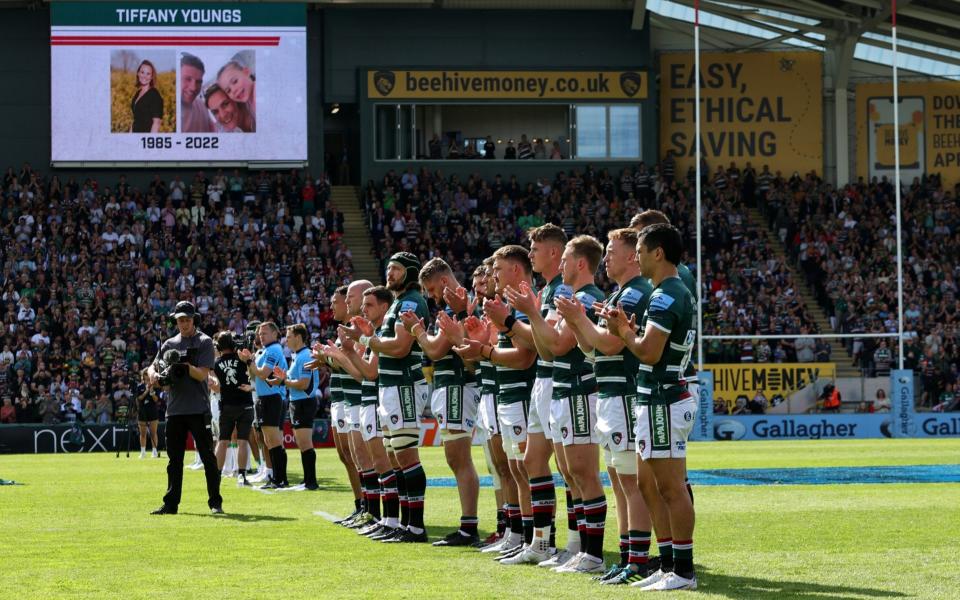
top-left (239, 322), bottom-right (289, 488)
top-left (273, 323), bottom-right (320, 490)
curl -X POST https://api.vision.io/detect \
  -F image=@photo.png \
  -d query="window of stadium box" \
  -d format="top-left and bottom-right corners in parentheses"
top-left (373, 104), bottom-right (642, 161)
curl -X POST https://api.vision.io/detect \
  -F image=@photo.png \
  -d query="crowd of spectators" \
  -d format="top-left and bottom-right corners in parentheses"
top-left (2, 150), bottom-right (958, 426)
top-left (426, 134), bottom-right (567, 161)
top-left (364, 158), bottom-right (822, 366)
top-left (762, 170), bottom-right (960, 405)
top-left (0, 164), bottom-right (353, 424)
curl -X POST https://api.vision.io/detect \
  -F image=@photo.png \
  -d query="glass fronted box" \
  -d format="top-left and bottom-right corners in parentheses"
top-left (373, 104), bottom-right (642, 161)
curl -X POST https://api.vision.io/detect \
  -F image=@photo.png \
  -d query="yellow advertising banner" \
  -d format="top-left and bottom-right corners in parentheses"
top-left (855, 80), bottom-right (960, 189)
top-left (659, 51), bottom-right (822, 177)
top-left (704, 363), bottom-right (835, 399)
top-left (366, 69), bottom-right (647, 101)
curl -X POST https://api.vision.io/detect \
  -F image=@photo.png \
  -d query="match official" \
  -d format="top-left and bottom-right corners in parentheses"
top-left (240, 322), bottom-right (289, 489)
top-left (274, 323), bottom-right (320, 490)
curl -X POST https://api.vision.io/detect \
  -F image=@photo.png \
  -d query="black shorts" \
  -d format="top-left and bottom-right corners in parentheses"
top-left (219, 404), bottom-right (255, 441)
top-left (138, 401), bottom-right (159, 422)
top-left (290, 398), bottom-right (318, 429)
top-left (257, 394), bottom-right (284, 428)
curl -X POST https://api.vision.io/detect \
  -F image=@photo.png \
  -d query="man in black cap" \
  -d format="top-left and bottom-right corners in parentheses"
top-left (148, 301), bottom-right (222, 515)
top-left (340, 252), bottom-right (431, 543)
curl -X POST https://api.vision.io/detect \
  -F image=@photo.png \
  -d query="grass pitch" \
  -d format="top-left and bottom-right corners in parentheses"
top-left (1, 439), bottom-right (958, 599)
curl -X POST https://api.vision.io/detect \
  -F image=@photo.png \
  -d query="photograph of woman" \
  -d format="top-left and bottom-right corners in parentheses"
top-left (110, 50), bottom-right (175, 133)
top-left (203, 83), bottom-right (255, 133)
top-left (131, 60), bottom-right (163, 133)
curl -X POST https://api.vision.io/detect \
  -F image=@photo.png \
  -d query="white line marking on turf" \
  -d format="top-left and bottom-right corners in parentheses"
top-left (313, 511), bottom-right (341, 522)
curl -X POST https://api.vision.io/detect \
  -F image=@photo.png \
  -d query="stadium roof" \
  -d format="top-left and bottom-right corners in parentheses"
top-left (7, 0), bottom-right (957, 76)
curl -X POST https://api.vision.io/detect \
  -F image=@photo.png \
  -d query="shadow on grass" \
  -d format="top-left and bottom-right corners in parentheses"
top-left (182, 512), bottom-right (297, 522)
top-left (315, 477), bottom-right (351, 493)
top-left (696, 566), bottom-right (907, 599)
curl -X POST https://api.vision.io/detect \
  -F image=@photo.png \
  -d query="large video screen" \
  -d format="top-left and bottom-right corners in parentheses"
top-left (50, 2), bottom-right (306, 164)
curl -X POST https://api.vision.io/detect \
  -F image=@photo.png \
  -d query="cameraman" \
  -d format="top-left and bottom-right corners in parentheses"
top-left (212, 331), bottom-right (255, 487)
top-left (239, 321), bottom-right (289, 489)
top-left (148, 301), bottom-right (223, 515)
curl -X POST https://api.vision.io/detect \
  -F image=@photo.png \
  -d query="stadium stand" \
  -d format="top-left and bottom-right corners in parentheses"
top-left (0, 166), bottom-right (353, 424)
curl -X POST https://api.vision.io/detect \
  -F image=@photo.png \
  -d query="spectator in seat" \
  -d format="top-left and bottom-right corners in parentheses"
top-left (748, 390), bottom-right (768, 414)
top-left (81, 400), bottom-right (98, 424)
top-left (795, 327), bottom-right (816, 362)
top-left (713, 396), bottom-right (729, 415)
top-left (483, 135), bottom-right (496, 159)
top-left (0, 396), bottom-right (15, 423)
top-left (516, 134), bottom-right (532, 160)
top-left (732, 395), bottom-right (749, 415)
top-left (428, 134), bottom-right (442, 159)
top-left (933, 383), bottom-right (958, 412)
top-left (873, 388), bottom-right (890, 412)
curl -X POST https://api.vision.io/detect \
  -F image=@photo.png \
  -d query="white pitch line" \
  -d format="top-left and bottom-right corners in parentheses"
top-left (313, 510), bottom-right (341, 522)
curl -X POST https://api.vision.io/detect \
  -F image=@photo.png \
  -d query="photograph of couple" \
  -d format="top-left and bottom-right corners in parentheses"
top-left (180, 50), bottom-right (257, 134)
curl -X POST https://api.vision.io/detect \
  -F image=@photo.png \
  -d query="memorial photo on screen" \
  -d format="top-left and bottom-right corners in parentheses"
top-left (186, 49), bottom-right (256, 133)
top-left (110, 50), bottom-right (175, 133)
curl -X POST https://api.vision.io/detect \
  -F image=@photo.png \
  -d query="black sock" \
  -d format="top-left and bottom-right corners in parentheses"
top-left (268, 446), bottom-right (283, 483)
top-left (354, 498), bottom-right (362, 512)
top-left (583, 496), bottom-right (607, 560)
top-left (496, 508), bottom-right (507, 536)
top-left (619, 533), bottom-right (630, 566)
top-left (508, 505), bottom-right (522, 537)
top-left (395, 468), bottom-right (409, 528)
top-left (459, 515), bottom-right (479, 536)
top-left (403, 462), bottom-right (427, 531)
top-left (686, 477), bottom-right (694, 505)
top-left (301, 449), bottom-right (317, 487)
top-left (361, 471), bottom-right (380, 518)
top-left (357, 470), bottom-right (368, 513)
top-left (658, 538), bottom-right (674, 573)
top-left (379, 471), bottom-right (399, 520)
top-left (275, 446), bottom-right (288, 484)
top-left (549, 515), bottom-right (557, 549)
top-left (522, 515), bottom-right (533, 545)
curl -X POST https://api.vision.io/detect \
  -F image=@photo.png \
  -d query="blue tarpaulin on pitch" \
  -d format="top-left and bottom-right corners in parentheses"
top-left (427, 464), bottom-right (960, 488)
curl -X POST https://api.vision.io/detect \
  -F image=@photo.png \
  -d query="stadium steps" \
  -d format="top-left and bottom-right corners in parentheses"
top-left (745, 207), bottom-right (860, 378)
top-left (332, 186), bottom-right (382, 284)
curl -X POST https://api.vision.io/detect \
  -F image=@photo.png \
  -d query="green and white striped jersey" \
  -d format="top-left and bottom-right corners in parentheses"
top-left (637, 275), bottom-right (697, 406)
top-left (377, 289), bottom-right (429, 387)
top-left (595, 276), bottom-right (653, 398)
top-left (536, 274), bottom-right (564, 378)
top-left (551, 283), bottom-right (604, 399)
top-left (360, 346), bottom-right (378, 407)
top-left (495, 307), bottom-right (536, 405)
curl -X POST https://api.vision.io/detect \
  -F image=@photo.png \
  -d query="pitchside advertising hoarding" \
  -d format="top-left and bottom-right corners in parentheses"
top-left (855, 80), bottom-right (960, 190)
top-left (703, 368), bottom-right (957, 441)
top-left (659, 50), bottom-right (823, 178)
top-left (50, 2), bottom-right (306, 164)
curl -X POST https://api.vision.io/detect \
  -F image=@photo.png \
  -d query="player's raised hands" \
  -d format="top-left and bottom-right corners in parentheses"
top-left (482, 294), bottom-right (510, 328)
top-left (503, 282), bottom-right (539, 316)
